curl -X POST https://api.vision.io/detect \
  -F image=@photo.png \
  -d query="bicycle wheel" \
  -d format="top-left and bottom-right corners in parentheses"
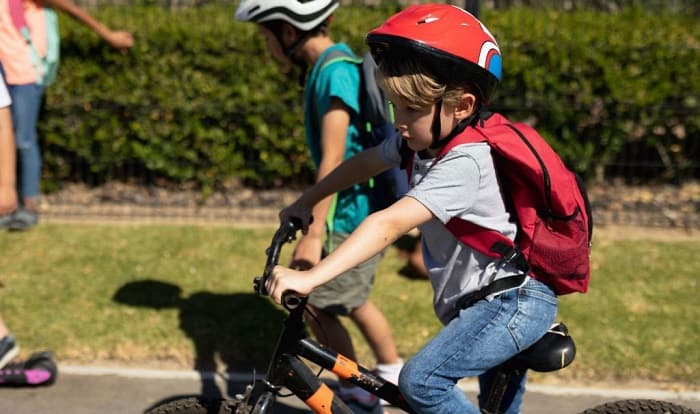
top-left (579, 399), bottom-right (697, 414)
top-left (144, 397), bottom-right (250, 414)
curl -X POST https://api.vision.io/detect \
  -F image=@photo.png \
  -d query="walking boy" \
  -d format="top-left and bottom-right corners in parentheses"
top-left (234, 1), bottom-right (402, 411)
top-left (267, 4), bottom-right (559, 413)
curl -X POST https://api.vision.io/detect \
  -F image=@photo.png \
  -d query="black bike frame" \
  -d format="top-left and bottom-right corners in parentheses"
top-left (252, 220), bottom-right (416, 414)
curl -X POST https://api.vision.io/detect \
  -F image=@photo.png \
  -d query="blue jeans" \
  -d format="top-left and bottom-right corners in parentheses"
top-left (398, 278), bottom-right (558, 414)
top-left (1, 67), bottom-right (44, 202)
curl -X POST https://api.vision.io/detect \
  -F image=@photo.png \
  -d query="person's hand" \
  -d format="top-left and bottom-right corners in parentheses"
top-left (266, 265), bottom-right (316, 304)
top-left (0, 184), bottom-right (17, 215)
top-left (279, 200), bottom-right (313, 235)
top-left (290, 234), bottom-right (323, 270)
top-left (105, 30), bottom-right (134, 52)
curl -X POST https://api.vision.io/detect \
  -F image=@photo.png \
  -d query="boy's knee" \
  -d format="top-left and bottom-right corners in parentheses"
top-left (398, 360), bottom-right (429, 404)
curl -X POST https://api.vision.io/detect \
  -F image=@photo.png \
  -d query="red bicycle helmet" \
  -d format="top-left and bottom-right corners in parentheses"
top-left (366, 4), bottom-right (502, 102)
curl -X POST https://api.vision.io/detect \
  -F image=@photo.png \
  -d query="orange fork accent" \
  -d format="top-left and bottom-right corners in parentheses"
top-left (332, 354), bottom-right (361, 381)
top-left (305, 382), bottom-right (335, 414)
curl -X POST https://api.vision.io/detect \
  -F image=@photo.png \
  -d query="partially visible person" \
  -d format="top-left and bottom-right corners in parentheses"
top-left (235, 1), bottom-right (402, 411)
top-left (0, 71), bottom-right (20, 367)
top-left (0, 71), bottom-right (17, 226)
top-left (267, 5), bottom-right (558, 413)
top-left (0, 316), bottom-right (18, 369)
top-left (0, 0), bottom-right (134, 230)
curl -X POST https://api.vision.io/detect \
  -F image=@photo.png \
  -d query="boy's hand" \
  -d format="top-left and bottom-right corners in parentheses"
top-left (267, 266), bottom-right (316, 305)
top-left (279, 201), bottom-right (313, 234)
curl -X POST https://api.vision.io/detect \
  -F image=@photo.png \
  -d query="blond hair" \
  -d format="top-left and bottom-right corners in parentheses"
top-left (376, 52), bottom-right (476, 109)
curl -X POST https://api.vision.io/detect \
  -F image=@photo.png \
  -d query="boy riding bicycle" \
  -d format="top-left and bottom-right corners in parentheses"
top-left (267, 4), bottom-right (559, 413)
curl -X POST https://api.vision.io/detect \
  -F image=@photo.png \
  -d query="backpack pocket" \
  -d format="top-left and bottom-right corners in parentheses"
top-left (529, 209), bottom-right (590, 294)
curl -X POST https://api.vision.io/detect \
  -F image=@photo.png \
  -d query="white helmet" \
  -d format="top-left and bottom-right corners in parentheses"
top-left (235, 0), bottom-right (339, 32)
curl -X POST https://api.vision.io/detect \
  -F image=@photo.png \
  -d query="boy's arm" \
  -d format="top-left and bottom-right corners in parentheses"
top-left (269, 196), bottom-right (432, 303)
top-left (44, 0), bottom-right (134, 51)
top-left (280, 143), bottom-right (391, 234)
top-left (290, 101), bottom-right (349, 268)
top-left (0, 107), bottom-right (17, 215)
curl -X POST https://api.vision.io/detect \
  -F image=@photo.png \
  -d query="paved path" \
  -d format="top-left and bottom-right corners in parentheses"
top-left (1, 365), bottom-right (698, 414)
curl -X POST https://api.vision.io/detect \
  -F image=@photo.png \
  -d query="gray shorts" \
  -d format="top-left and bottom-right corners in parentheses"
top-left (308, 232), bottom-right (383, 315)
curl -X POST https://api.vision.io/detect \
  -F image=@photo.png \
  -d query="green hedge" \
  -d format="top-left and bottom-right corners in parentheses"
top-left (40, 5), bottom-right (699, 192)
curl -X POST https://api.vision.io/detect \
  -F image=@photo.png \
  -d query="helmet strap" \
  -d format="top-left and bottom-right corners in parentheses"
top-left (429, 100), bottom-right (443, 148)
top-left (430, 106), bottom-right (482, 150)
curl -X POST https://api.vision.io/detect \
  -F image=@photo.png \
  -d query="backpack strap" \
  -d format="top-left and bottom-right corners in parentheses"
top-left (454, 274), bottom-right (527, 310)
top-left (439, 126), bottom-right (528, 269)
top-left (405, 115), bottom-right (530, 273)
top-left (319, 50), bottom-right (362, 70)
top-left (8, 0), bottom-right (48, 86)
top-left (8, 0), bottom-right (28, 35)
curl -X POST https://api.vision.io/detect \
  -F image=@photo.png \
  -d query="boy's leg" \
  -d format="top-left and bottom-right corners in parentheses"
top-left (349, 300), bottom-right (402, 372)
top-left (398, 278), bottom-right (557, 414)
top-left (305, 305), bottom-right (356, 360)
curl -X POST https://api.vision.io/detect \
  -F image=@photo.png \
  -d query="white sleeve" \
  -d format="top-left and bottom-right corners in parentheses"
top-left (0, 74), bottom-right (11, 108)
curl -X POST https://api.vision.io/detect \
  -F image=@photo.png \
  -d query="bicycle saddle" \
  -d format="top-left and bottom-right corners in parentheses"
top-left (509, 322), bottom-right (576, 372)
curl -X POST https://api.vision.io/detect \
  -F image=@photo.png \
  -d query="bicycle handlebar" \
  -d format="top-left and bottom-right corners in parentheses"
top-left (254, 218), bottom-right (306, 309)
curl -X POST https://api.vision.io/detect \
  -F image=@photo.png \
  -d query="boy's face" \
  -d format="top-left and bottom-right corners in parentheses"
top-left (258, 26), bottom-right (293, 73)
top-left (386, 89), bottom-right (456, 153)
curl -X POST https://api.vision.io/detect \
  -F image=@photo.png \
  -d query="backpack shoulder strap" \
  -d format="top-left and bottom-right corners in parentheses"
top-left (318, 49), bottom-right (362, 71)
top-left (417, 112), bottom-right (528, 268)
top-left (8, 0), bottom-right (48, 86)
top-left (9, 0), bottom-right (30, 39)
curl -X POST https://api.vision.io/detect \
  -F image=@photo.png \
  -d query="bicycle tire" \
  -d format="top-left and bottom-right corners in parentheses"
top-left (579, 399), bottom-right (697, 414)
top-left (144, 397), bottom-right (250, 414)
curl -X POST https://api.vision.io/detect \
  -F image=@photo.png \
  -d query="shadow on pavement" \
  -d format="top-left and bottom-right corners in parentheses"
top-left (113, 279), bottom-right (289, 400)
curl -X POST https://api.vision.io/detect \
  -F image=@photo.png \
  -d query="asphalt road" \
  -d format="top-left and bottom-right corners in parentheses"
top-left (0, 366), bottom-right (698, 414)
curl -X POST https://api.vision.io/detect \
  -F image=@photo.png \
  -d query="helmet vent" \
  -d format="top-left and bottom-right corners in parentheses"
top-left (417, 16), bottom-right (439, 24)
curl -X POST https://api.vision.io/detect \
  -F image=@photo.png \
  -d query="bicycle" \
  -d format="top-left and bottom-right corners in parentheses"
top-left (146, 220), bottom-right (697, 414)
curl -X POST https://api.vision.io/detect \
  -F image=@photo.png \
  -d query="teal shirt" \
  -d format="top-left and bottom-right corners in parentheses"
top-left (304, 43), bottom-right (370, 235)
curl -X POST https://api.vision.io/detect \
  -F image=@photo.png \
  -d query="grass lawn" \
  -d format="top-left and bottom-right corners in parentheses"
top-left (0, 223), bottom-right (697, 388)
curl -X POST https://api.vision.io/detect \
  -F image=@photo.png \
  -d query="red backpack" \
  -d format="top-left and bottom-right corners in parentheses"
top-left (407, 112), bottom-right (592, 295)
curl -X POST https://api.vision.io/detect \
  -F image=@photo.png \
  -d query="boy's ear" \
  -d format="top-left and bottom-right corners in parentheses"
top-left (279, 22), bottom-right (299, 45)
top-left (454, 92), bottom-right (477, 121)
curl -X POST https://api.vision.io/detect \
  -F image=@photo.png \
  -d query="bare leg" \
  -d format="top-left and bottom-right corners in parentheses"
top-left (349, 300), bottom-right (399, 365)
top-left (0, 315), bottom-right (9, 338)
top-left (305, 305), bottom-right (357, 360)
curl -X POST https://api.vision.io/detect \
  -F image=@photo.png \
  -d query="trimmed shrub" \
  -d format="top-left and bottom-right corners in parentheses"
top-left (40, 5), bottom-right (699, 192)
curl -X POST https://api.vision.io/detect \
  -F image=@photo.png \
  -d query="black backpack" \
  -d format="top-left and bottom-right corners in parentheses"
top-left (318, 50), bottom-right (407, 212)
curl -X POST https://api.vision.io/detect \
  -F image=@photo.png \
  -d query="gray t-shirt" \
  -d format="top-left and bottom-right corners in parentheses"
top-left (379, 132), bottom-right (525, 324)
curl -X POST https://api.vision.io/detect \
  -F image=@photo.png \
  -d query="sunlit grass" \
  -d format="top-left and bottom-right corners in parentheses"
top-left (0, 223), bottom-right (697, 385)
